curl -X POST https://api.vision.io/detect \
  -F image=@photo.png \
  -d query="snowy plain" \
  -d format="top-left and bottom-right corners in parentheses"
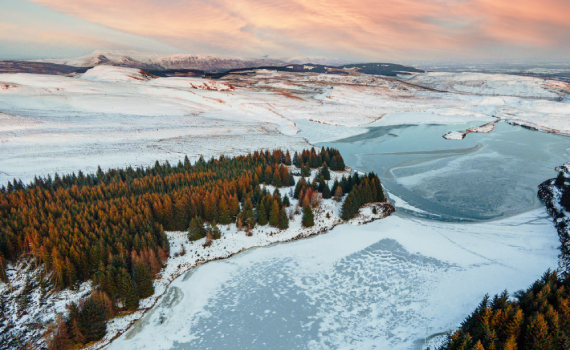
top-left (1, 66), bottom-right (570, 184)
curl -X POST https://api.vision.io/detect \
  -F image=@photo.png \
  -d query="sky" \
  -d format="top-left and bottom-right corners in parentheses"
top-left (1, 0), bottom-right (569, 63)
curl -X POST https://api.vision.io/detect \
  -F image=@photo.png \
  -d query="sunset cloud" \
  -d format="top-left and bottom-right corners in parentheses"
top-left (13, 0), bottom-right (570, 61)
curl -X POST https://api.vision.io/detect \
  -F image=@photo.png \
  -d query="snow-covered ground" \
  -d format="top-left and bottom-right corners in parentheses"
top-left (0, 260), bottom-right (93, 349)
top-left (2, 66), bottom-right (570, 184)
top-left (410, 72), bottom-right (570, 100)
top-left (104, 208), bottom-right (559, 350)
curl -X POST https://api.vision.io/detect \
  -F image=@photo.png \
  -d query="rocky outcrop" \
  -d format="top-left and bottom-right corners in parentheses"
top-left (538, 163), bottom-right (570, 275)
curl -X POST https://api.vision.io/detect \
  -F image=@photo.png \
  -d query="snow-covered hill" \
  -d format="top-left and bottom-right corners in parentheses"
top-left (80, 66), bottom-right (157, 82)
top-left (34, 50), bottom-right (286, 71)
top-left (410, 72), bottom-right (570, 100)
top-left (285, 56), bottom-right (352, 66)
top-left (1, 66), bottom-right (570, 185)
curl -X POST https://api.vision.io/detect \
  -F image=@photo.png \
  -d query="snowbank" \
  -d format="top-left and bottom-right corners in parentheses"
top-left (80, 66), bottom-right (156, 82)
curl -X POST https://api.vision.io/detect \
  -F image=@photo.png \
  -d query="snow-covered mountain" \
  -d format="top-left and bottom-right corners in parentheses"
top-left (32, 50), bottom-right (360, 71)
top-left (285, 56), bottom-right (352, 66)
top-left (34, 50), bottom-right (286, 71)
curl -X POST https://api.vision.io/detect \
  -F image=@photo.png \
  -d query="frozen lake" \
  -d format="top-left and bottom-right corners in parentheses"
top-left (107, 121), bottom-right (565, 350)
top-left (300, 119), bottom-right (570, 222)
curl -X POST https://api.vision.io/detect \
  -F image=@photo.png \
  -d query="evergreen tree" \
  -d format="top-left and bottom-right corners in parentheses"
top-left (555, 172), bottom-right (566, 187)
top-left (319, 163), bottom-right (331, 180)
top-left (301, 165), bottom-right (311, 177)
top-left (78, 293), bottom-right (108, 342)
top-left (188, 217), bottom-right (205, 241)
top-left (238, 198), bottom-right (256, 229)
top-left (294, 179), bottom-right (305, 199)
top-left (210, 221), bottom-right (222, 240)
top-left (218, 196), bottom-right (231, 224)
top-left (561, 187), bottom-right (570, 211)
top-left (278, 206), bottom-right (289, 229)
top-left (283, 195), bottom-right (291, 207)
top-left (322, 183), bottom-right (332, 199)
top-left (269, 200), bottom-right (280, 227)
top-left (118, 269), bottom-right (139, 310)
top-left (317, 176), bottom-right (326, 193)
top-left (257, 201), bottom-right (268, 225)
top-left (302, 206), bottom-right (314, 227)
top-left (133, 261), bottom-right (154, 298)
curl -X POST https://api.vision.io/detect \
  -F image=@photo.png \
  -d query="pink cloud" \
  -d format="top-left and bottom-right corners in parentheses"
top-left (29, 0), bottom-right (570, 60)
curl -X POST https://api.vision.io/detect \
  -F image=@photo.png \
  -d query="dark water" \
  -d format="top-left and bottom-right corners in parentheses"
top-left (300, 120), bottom-right (570, 221)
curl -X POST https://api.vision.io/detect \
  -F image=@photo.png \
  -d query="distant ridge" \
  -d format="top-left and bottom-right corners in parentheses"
top-left (32, 50), bottom-right (286, 72)
top-left (205, 62), bottom-right (424, 79)
top-left (0, 51), bottom-right (423, 77)
top-left (0, 61), bottom-right (90, 75)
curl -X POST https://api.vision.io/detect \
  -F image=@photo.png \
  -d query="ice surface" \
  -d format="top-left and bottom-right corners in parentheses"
top-left (319, 121), bottom-right (570, 221)
top-left (106, 209), bottom-right (559, 350)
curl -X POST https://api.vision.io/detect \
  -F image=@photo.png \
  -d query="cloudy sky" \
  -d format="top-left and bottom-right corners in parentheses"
top-left (1, 0), bottom-right (569, 63)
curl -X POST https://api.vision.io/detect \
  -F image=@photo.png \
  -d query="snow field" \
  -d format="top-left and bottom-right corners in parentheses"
top-left (2, 67), bottom-right (570, 186)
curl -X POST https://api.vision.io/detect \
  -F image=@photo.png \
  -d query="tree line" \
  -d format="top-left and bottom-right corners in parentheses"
top-left (440, 271), bottom-right (569, 350)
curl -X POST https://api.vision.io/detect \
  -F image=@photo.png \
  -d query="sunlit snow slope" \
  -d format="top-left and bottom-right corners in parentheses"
top-left (1, 66), bottom-right (569, 185)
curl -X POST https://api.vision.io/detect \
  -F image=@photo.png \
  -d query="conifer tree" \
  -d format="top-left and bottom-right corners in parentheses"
top-left (188, 217), bottom-right (205, 241)
top-left (269, 200), bottom-right (280, 227)
top-left (283, 195), bottom-right (291, 207)
top-left (218, 196), bottom-right (231, 224)
top-left (238, 198), bottom-right (256, 229)
top-left (322, 183), bottom-right (332, 199)
top-left (301, 165), bottom-right (311, 177)
top-left (257, 201), bottom-right (268, 225)
top-left (302, 206), bottom-right (314, 227)
top-left (210, 221), bottom-right (222, 239)
top-left (117, 268), bottom-right (140, 310)
top-left (334, 185), bottom-right (343, 201)
top-left (133, 260), bottom-right (154, 298)
top-left (68, 318), bottom-right (84, 344)
top-left (294, 179), bottom-right (305, 199)
top-left (78, 293), bottom-right (109, 342)
top-left (319, 163), bottom-right (331, 180)
top-left (278, 206), bottom-right (289, 229)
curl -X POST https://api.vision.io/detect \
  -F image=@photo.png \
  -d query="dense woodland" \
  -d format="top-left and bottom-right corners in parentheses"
top-left (0, 147), bottom-right (385, 349)
top-left (442, 172), bottom-right (570, 350)
top-left (439, 271), bottom-right (570, 350)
